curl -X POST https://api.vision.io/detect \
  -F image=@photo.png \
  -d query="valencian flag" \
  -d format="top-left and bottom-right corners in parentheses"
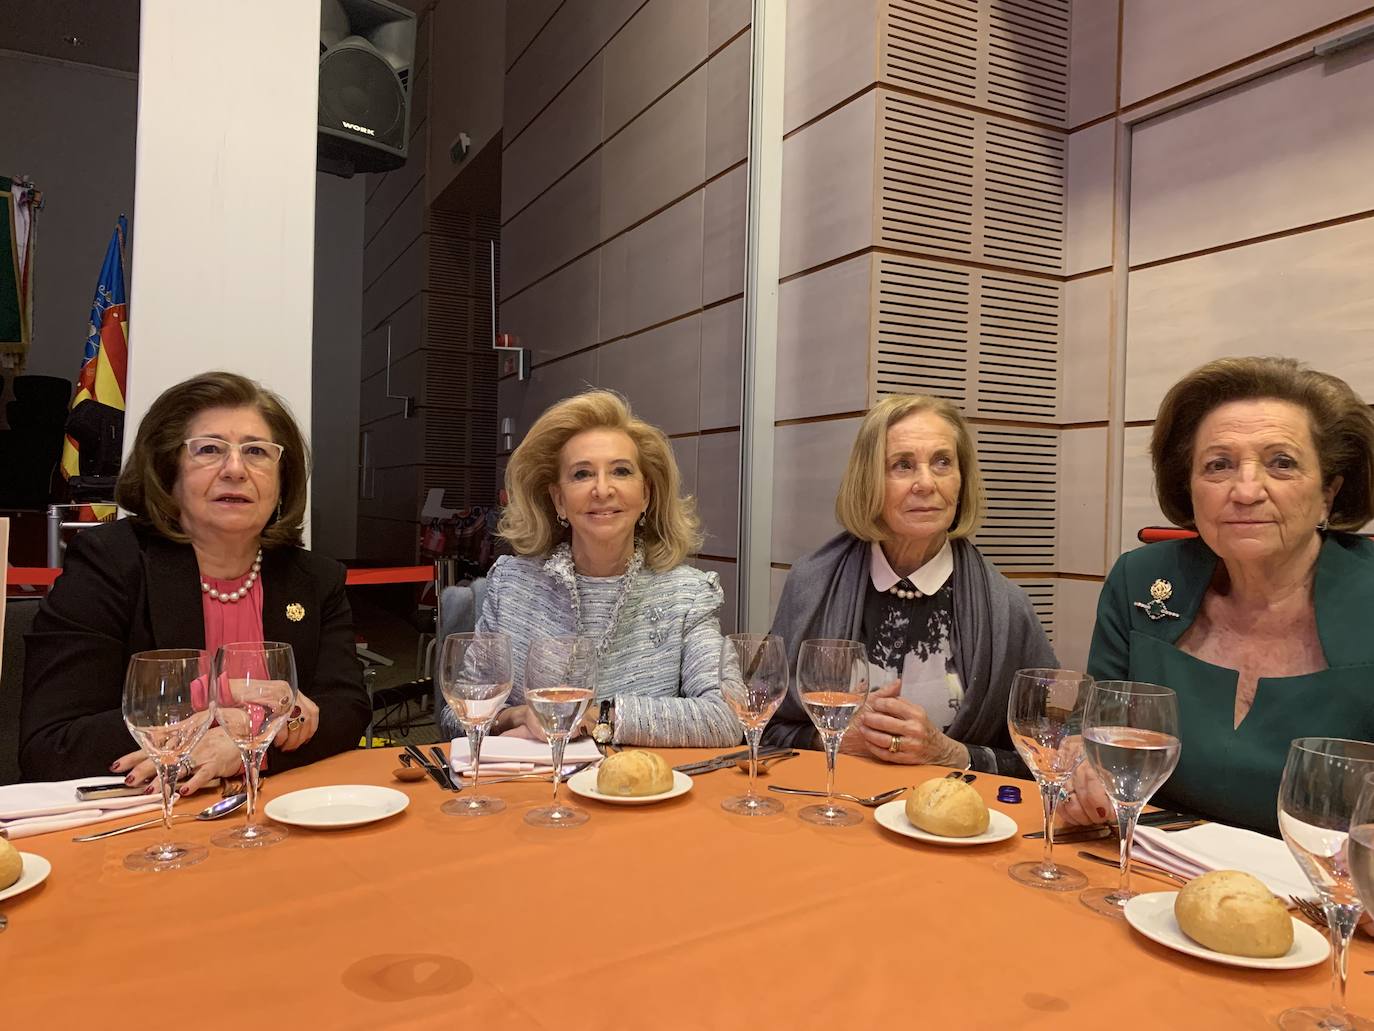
top-left (60, 215), bottom-right (129, 480)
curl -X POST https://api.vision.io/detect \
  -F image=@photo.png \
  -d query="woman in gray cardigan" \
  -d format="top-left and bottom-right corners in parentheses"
top-left (764, 395), bottom-right (1056, 774)
top-left (439, 390), bottom-right (738, 749)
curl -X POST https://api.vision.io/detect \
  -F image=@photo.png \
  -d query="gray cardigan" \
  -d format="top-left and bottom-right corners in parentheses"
top-left (438, 551), bottom-right (740, 748)
top-left (763, 533), bottom-right (1057, 774)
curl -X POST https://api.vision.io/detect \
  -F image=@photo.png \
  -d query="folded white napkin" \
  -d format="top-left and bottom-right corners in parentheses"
top-left (449, 737), bottom-right (602, 776)
top-left (0, 777), bottom-right (164, 839)
top-left (1133, 823), bottom-right (1313, 902)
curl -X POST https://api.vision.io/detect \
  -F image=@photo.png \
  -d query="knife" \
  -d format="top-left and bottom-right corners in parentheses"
top-left (1022, 812), bottom-right (1205, 842)
top-left (674, 746), bottom-right (791, 774)
top-left (429, 746), bottom-right (459, 790)
top-left (405, 744), bottom-right (450, 790)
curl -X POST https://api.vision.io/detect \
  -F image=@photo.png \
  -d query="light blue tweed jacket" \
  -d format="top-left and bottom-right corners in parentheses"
top-left (439, 551), bottom-right (741, 748)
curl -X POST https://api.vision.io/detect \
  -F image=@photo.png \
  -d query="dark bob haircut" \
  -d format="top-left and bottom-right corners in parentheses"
top-left (1151, 356), bottom-right (1374, 531)
top-left (115, 371), bottom-right (309, 549)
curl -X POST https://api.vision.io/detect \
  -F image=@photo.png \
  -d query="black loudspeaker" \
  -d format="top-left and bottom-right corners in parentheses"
top-left (318, 0), bottom-right (417, 177)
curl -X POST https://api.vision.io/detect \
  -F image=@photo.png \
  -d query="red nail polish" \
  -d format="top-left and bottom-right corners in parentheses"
top-left (125, 773), bottom-right (136, 785)
top-left (110, 761), bottom-right (121, 772)
top-left (143, 785), bottom-right (154, 794)
top-left (1096, 806), bottom-right (1107, 818)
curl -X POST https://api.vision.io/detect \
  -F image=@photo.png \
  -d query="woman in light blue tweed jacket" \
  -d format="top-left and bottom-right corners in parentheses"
top-left (438, 390), bottom-right (740, 748)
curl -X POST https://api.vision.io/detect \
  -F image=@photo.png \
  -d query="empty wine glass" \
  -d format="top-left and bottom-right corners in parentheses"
top-left (1079, 680), bottom-right (1180, 918)
top-left (719, 634), bottom-right (789, 817)
top-left (210, 641), bottom-right (298, 849)
top-left (121, 649), bottom-right (215, 872)
top-left (1277, 738), bottom-right (1374, 1031)
top-left (524, 635), bottom-right (596, 829)
top-left (796, 639), bottom-right (869, 828)
top-left (1006, 668), bottom-right (1093, 892)
top-left (437, 631), bottom-right (514, 817)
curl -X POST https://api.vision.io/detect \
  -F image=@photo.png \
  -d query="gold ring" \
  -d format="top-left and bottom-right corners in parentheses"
top-left (889, 734), bottom-right (901, 754)
top-left (287, 716), bottom-right (305, 731)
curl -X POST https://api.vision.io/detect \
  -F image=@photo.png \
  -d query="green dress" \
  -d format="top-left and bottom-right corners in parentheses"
top-left (1087, 532), bottom-right (1374, 836)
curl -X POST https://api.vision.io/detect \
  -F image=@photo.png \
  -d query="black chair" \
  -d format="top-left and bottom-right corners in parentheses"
top-left (0, 598), bottom-right (40, 785)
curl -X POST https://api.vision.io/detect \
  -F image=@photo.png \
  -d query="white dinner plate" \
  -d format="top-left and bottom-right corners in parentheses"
top-left (263, 785), bottom-right (410, 829)
top-left (0, 853), bottom-right (52, 903)
top-left (565, 768), bottom-right (693, 805)
top-left (1123, 891), bottom-right (1329, 970)
top-left (873, 799), bottom-right (1017, 846)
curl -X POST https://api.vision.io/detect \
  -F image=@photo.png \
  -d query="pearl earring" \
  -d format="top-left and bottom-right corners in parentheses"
top-left (557, 514), bottom-right (569, 528)
top-left (638, 511), bottom-right (646, 527)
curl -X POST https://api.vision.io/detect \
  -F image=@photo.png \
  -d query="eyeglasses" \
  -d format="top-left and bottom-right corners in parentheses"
top-left (183, 437), bottom-right (285, 469)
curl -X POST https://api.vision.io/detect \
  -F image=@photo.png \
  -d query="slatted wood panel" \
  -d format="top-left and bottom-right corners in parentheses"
top-left (878, 92), bottom-right (1066, 273)
top-left (423, 209), bottom-right (500, 506)
top-left (882, 0), bottom-right (1071, 126)
top-left (1017, 579), bottom-right (1057, 643)
top-left (971, 426), bottom-right (1058, 572)
top-left (872, 255), bottom-right (1060, 421)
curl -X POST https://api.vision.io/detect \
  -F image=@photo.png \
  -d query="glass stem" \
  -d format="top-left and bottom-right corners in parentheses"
top-left (1038, 779), bottom-right (1063, 873)
top-left (469, 723), bottom-right (486, 790)
top-left (1115, 801), bottom-right (1140, 900)
top-left (549, 734), bottom-right (568, 807)
top-left (158, 761), bottom-right (177, 844)
top-left (1326, 900), bottom-right (1361, 1023)
top-left (243, 747), bottom-right (261, 831)
top-left (745, 726), bottom-right (762, 799)
top-left (823, 733), bottom-right (841, 810)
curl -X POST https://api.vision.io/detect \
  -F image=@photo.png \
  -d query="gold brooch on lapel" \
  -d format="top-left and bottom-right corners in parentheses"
top-left (1133, 579), bottom-right (1180, 621)
top-left (286, 602), bottom-right (305, 622)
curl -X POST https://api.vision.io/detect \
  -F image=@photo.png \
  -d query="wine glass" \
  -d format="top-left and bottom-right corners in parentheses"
top-left (210, 641), bottom-right (298, 848)
top-left (523, 635), bottom-right (596, 829)
top-left (1350, 772), bottom-right (1374, 918)
top-left (796, 639), bottom-right (869, 828)
top-left (1079, 680), bottom-right (1180, 917)
top-left (1277, 738), bottom-right (1374, 1031)
top-left (121, 649), bottom-right (215, 872)
top-left (1006, 668), bottom-right (1094, 892)
top-left (436, 632), bottom-right (514, 817)
top-left (718, 634), bottom-right (789, 817)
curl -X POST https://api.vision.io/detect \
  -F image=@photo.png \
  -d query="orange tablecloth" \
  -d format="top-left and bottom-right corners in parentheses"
top-left (6, 748), bottom-right (1372, 1029)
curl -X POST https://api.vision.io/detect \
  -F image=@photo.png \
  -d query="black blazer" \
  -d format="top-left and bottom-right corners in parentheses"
top-left (19, 520), bottom-right (370, 781)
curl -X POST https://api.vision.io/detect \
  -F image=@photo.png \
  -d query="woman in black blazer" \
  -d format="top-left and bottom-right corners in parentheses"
top-left (20, 372), bottom-right (369, 787)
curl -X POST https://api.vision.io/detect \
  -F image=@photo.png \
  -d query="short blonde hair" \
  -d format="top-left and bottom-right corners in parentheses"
top-left (499, 390), bottom-right (703, 571)
top-left (835, 394), bottom-right (985, 541)
top-left (1152, 356), bottom-right (1374, 530)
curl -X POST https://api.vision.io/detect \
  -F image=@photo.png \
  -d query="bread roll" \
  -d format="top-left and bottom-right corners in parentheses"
top-left (596, 749), bottom-right (674, 796)
top-left (1174, 870), bottom-right (1293, 958)
top-left (0, 838), bottom-right (22, 890)
top-left (905, 777), bottom-right (989, 837)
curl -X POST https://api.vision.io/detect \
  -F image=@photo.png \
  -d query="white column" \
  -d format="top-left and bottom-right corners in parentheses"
top-left (124, 2), bottom-right (320, 500)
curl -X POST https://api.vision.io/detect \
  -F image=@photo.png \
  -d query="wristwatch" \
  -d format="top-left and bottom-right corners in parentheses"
top-left (591, 699), bottom-right (615, 751)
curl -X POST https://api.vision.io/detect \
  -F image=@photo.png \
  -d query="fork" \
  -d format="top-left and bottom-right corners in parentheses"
top-left (1290, 895), bottom-right (1329, 928)
top-left (768, 786), bottom-right (908, 807)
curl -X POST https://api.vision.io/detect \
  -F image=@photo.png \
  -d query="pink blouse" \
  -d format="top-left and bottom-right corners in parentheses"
top-left (201, 572), bottom-right (266, 657)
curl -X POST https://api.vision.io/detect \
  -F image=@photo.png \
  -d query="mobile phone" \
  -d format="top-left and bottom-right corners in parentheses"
top-left (75, 783), bottom-right (144, 801)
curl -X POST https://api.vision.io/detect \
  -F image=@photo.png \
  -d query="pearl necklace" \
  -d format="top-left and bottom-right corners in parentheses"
top-left (201, 549), bottom-right (263, 604)
top-left (887, 581), bottom-right (919, 601)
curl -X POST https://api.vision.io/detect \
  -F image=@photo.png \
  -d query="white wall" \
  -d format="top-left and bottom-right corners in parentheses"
top-left (311, 172), bottom-right (365, 561)
top-left (124, 2), bottom-right (320, 494)
top-left (0, 52), bottom-right (138, 382)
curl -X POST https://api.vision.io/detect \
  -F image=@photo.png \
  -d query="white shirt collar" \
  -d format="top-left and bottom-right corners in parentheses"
top-left (869, 539), bottom-right (954, 596)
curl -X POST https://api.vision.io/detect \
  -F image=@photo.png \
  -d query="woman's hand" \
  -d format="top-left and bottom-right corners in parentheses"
top-left (273, 691), bottom-right (320, 751)
top-left (494, 703), bottom-right (590, 740)
top-left (111, 726), bottom-right (245, 796)
top-left (1056, 753), bottom-right (1114, 827)
top-left (841, 682), bottom-right (969, 767)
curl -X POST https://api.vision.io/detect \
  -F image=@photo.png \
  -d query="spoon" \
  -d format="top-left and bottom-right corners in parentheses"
top-left (72, 793), bottom-right (248, 842)
top-left (734, 752), bottom-right (799, 775)
top-left (768, 785), bottom-right (908, 808)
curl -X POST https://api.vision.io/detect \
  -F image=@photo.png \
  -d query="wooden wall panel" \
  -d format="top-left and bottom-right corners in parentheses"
top-left (696, 557), bottom-right (739, 633)
top-left (710, 0), bottom-right (751, 50)
top-left (771, 418), bottom-right (862, 564)
top-left (783, 0), bottom-right (880, 133)
top-left (1120, 425), bottom-right (1164, 553)
top-left (601, 0), bottom-right (708, 138)
top-left (706, 31), bottom-right (751, 178)
top-left (496, 252), bottom-right (601, 366)
top-left (1068, 0), bottom-right (1119, 127)
top-left (776, 255), bottom-right (872, 421)
top-left (1130, 54), bottom-right (1374, 267)
top-left (1053, 578), bottom-right (1102, 672)
top-left (1057, 426), bottom-right (1107, 576)
top-left (1066, 118), bottom-right (1115, 275)
top-left (1120, 0), bottom-right (1372, 107)
top-left (1124, 217), bottom-right (1374, 421)
top-left (600, 67), bottom-right (708, 238)
top-left (703, 164), bottom-right (747, 305)
top-left (700, 299), bottom-right (743, 431)
top-left (780, 92), bottom-right (877, 276)
top-left (500, 55), bottom-right (603, 221)
top-left (1061, 272), bottom-right (1111, 424)
top-left (696, 431), bottom-right (742, 558)
top-left (597, 314), bottom-right (702, 436)
top-left (499, 349), bottom-right (599, 441)
top-left (617, 191), bottom-right (706, 336)
top-left (500, 152), bottom-right (601, 298)
top-left (971, 426), bottom-right (1058, 571)
top-left (505, 0), bottom-right (563, 67)
top-left (361, 295), bottom-right (422, 380)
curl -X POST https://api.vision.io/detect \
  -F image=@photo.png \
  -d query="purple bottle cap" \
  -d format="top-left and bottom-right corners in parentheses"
top-left (997, 785), bottom-right (1022, 804)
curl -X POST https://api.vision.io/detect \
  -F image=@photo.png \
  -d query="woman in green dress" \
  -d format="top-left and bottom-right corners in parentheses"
top-left (1071, 356), bottom-right (1374, 835)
